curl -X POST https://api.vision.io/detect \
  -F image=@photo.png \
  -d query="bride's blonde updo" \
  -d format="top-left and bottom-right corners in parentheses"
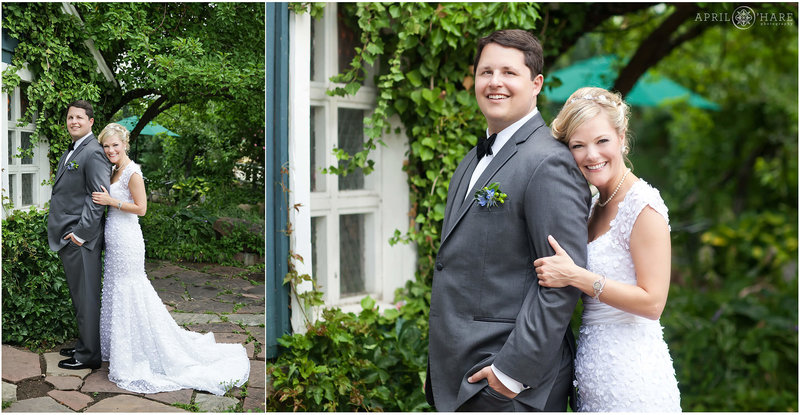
top-left (97, 123), bottom-right (131, 152)
top-left (551, 87), bottom-right (631, 156)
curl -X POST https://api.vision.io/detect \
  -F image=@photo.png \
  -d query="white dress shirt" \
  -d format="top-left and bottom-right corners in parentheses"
top-left (466, 108), bottom-right (540, 394)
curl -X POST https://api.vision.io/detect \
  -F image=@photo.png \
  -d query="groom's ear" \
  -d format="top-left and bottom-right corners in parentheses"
top-left (532, 74), bottom-right (543, 95)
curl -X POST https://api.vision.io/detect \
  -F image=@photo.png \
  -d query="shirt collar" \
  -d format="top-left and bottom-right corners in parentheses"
top-left (485, 107), bottom-right (539, 155)
top-left (71, 132), bottom-right (93, 150)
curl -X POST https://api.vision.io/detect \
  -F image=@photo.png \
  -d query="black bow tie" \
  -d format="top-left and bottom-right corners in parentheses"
top-left (68, 141), bottom-right (76, 152)
top-left (476, 133), bottom-right (497, 161)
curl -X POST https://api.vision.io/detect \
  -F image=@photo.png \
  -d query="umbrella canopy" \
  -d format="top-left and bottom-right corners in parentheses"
top-left (116, 116), bottom-right (179, 136)
top-left (544, 55), bottom-right (719, 110)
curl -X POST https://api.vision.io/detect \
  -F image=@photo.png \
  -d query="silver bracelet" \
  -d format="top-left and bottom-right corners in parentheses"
top-left (592, 275), bottom-right (607, 300)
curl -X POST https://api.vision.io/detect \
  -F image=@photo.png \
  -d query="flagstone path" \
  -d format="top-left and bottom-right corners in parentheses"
top-left (2, 259), bottom-right (266, 413)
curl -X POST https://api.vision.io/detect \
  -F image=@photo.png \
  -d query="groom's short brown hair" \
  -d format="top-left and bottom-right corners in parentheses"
top-left (473, 29), bottom-right (543, 80)
top-left (66, 100), bottom-right (94, 119)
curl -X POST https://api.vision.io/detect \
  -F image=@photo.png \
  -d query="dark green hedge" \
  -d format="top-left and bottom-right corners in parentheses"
top-left (140, 201), bottom-right (265, 265)
top-left (2, 207), bottom-right (78, 350)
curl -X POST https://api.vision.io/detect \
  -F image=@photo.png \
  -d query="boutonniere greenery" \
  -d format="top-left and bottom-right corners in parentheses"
top-left (474, 182), bottom-right (507, 210)
top-left (67, 161), bottom-right (79, 171)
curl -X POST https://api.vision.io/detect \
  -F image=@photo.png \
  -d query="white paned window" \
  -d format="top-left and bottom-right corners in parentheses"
top-left (304, 3), bottom-right (413, 310)
top-left (290, 4), bottom-right (415, 323)
top-left (2, 64), bottom-right (51, 217)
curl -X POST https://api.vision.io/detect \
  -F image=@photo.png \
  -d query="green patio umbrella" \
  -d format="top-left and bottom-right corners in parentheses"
top-left (116, 116), bottom-right (179, 136)
top-left (544, 55), bottom-right (720, 110)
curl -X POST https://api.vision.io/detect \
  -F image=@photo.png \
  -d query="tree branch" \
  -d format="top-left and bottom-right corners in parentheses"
top-left (130, 96), bottom-right (180, 143)
top-left (543, 3), bottom-right (652, 68)
top-left (613, 3), bottom-right (702, 95)
top-left (106, 88), bottom-right (160, 119)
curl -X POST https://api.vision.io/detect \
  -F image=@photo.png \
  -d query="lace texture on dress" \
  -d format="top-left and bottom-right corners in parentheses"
top-left (99, 162), bottom-right (250, 395)
top-left (575, 179), bottom-right (681, 412)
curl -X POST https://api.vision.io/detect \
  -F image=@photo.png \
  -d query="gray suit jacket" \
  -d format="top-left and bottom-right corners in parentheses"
top-left (426, 113), bottom-right (591, 411)
top-left (47, 134), bottom-right (112, 252)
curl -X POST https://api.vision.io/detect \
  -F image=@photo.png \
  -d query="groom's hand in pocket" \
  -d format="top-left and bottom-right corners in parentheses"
top-left (468, 366), bottom-right (518, 399)
top-left (64, 233), bottom-right (84, 246)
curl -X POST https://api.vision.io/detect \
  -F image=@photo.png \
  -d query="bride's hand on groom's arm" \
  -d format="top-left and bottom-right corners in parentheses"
top-left (91, 185), bottom-right (112, 206)
top-left (533, 235), bottom-right (582, 288)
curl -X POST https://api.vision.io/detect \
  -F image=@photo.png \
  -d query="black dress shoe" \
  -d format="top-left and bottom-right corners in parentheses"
top-left (59, 348), bottom-right (75, 357)
top-left (58, 357), bottom-right (100, 370)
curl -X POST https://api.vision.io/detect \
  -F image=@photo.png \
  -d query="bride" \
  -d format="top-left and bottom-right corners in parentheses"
top-left (91, 123), bottom-right (250, 395)
top-left (534, 87), bottom-right (681, 411)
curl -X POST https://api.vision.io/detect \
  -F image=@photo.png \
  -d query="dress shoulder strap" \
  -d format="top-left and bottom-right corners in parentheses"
top-left (121, 162), bottom-right (143, 187)
top-left (615, 180), bottom-right (670, 250)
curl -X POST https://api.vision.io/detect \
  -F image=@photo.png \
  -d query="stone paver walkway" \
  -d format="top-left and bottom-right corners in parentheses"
top-left (2, 259), bottom-right (266, 413)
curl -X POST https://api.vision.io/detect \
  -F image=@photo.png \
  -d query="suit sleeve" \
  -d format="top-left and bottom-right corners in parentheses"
top-left (492, 149), bottom-right (591, 389)
top-left (71, 148), bottom-right (111, 244)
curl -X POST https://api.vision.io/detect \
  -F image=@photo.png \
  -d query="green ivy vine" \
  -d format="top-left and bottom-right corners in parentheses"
top-left (2, 2), bottom-right (115, 175)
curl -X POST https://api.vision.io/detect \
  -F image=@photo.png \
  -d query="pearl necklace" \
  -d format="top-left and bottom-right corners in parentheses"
top-left (113, 159), bottom-right (130, 173)
top-left (597, 168), bottom-right (630, 207)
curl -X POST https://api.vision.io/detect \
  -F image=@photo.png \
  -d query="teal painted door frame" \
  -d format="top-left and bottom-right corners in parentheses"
top-left (266, 2), bottom-right (290, 360)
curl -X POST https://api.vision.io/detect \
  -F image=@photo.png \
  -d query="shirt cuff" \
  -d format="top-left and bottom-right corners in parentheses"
top-left (490, 364), bottom-right (528, 394)
top-left (72, 233), bottom-right (86, 244)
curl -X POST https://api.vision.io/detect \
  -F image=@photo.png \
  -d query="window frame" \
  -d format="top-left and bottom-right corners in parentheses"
top-left (2, 63), bottom-right (51, 217)
top-left (289, 4), bottom-right (416, 327)
top-left (308, 3), bottom-right (382, 306)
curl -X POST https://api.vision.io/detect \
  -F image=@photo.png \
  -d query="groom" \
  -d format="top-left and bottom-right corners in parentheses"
top-left (47, 100), bottom-right (111, 370)
top-left (426, 30), bottom-right (591, 411)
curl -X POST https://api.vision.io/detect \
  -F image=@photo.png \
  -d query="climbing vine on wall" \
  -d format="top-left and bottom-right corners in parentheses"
top-left (2, 2), bottom-right (114, 173)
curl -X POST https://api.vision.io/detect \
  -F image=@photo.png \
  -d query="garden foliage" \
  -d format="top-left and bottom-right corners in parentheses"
top-left (2, 208), bottom-right (78, 350)
top-left (141, 200), bottom-right (264, 266)
top-left (2, 2), bottom-right (265, 181)
top-left (267, 296), bottom-right (429, 412)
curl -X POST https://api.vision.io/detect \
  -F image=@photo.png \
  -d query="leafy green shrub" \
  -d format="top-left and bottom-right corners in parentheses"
top-left (2, 207), bottom-right (78, 349)
top-left (140, 201), bottom-right (264, 265)
top-left (663, 210), bottom-right (798, 411)
top-left (267, 297), bottom-right (430, 412)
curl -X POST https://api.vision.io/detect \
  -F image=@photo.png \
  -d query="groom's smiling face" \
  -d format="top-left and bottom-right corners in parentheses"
top-left (66, 107), bottom-right (94, 141)
top-left (475, 43), bottom-right (543, 134)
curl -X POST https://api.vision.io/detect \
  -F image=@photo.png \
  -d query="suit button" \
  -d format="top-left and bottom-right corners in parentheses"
top-left (436, 262), bottom-right (443, 271)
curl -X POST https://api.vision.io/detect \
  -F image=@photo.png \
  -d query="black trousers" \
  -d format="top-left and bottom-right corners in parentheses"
top-left (59, 241), bottom-right (103, 365)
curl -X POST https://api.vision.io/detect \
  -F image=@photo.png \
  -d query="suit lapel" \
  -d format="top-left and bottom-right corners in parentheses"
top-left (54, 152), bottom-right (69, 183)
top-left (54, 134), bottom-right (95, 185)
top-left (452, 155), bottom-right (479, 218)
top-left (442, 152), bottom-right (478, 238)
top-left (441, 114), bottom-right (547, 245)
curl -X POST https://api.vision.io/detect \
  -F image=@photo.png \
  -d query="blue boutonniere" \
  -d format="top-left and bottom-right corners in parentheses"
top-left (474, 182), bottom-right (507, 210)
top-left (67, 161), bottom-right (79, 171)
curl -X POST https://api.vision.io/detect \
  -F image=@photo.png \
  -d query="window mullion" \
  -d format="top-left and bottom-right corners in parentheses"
top-left (326, 208), bottom-right (341, 303)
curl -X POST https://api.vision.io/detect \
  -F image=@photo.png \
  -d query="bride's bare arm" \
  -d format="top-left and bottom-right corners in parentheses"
top-left (124, 173), bottom-right (148, 216)
top-left (534, 206), bottom-right (671, 320)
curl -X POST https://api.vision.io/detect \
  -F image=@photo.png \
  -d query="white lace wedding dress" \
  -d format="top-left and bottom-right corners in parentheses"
top-left (99, 162), bottom-right (250, 395)
top-left (574, 179), bottom-right (681, 412)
